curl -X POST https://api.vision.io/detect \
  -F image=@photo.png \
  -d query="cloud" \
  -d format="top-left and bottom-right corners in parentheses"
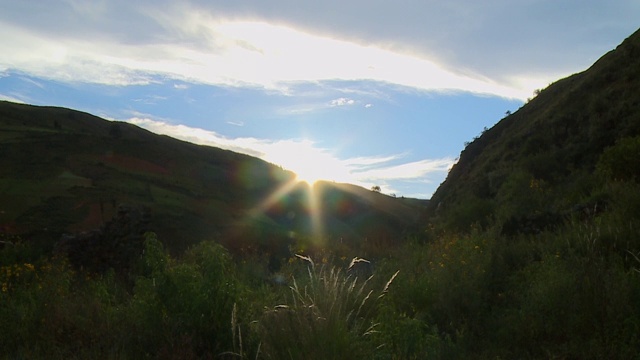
top-left (0, 93), bottom-right (27, 103)
top-left (342, 154), bottom-right (405, 169)
top-left (18, 76), bottom-right (45, 89)
top-left (124, 116), bottom-right (453, 190)
top-left (4, 1), bottom-right (610, 99)
top-left (276, 103), bottom-right (324, 116)
top-left (329, 97), bottom-right (356, 107)
top-left (126, 117), bottom-right (264, 157)
top-left (2, 1), bottom-right (636, 100)
top-left (132, 95), bottom-right (168, 105)
top-left (354, 158), bottom-right (453, 181)
top-left (277, 95), bottom-right (361, 116)
top-left (188, 1), bottom-right (638, 83)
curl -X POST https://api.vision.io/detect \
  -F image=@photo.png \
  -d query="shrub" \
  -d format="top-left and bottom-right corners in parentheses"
top-left (129, 233), bottom-right (239, 357)
top-left (596, 135), bottom-right (640, 182)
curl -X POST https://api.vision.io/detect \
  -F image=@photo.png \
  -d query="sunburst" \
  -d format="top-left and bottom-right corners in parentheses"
top-left (245, 176), bottom-right (325, 241)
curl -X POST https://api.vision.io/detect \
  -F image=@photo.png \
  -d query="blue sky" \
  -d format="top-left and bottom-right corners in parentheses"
top-left (0, 1), bottom-right (638, 198)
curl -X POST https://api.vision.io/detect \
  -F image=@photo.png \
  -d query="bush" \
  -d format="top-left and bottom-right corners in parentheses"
top-left (128, 233), bottom-right (239, 357)
top-left (596, 135), bottom-right (640, 182)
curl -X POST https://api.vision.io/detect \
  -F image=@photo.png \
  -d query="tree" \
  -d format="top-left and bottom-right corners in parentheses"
top-left (371, 185), bottom-right (381, 193)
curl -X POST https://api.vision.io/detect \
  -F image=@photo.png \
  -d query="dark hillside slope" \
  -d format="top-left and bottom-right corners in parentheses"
top-left (429, 28), bottom-right (640, 230)
top-left (0, 101), bottom-right (422, 255)
top-left (0, 101), bottom-right (289, 251)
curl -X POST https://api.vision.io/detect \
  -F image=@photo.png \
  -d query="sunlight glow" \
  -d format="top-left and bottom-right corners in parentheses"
top-left (263, 140), bottom-right (354, 186)
top-left (0, 14), bottom-right (532, 99)
top-left (193, 20), bottom-right (530, 98)
top-left (125, 117), bottom-right (455, 197)
top-left (245, 175), bottom-right (325, 240)
top-left (304, 182), bottom-right (324, 241)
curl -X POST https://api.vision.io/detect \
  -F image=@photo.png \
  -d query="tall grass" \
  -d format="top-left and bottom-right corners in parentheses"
top-left (255, 258), bottom-right (398, 359)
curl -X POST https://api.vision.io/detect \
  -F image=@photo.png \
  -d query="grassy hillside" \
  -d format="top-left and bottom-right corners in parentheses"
top-left (428, 28), bottom-right (640, 231)
top-left (0, 101), bottom-right (280, 250)
top-left (0, 101), bottom-right (423, 257)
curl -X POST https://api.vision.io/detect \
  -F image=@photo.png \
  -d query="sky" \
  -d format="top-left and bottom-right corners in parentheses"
top-left (0, 1), bottom-right (638, 198)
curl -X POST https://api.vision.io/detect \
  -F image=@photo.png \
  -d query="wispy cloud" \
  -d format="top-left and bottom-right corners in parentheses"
top-left (19, 76), bottom-right (45, 89)
top-left (0, 93), bottom-right (27, 104)
top-left (277, 96), bottom-right (361, 116)
top-left (126, 117), bottom-right (264, 157)
top-left (125, 116), bottom-right (453, 193)
top-left (354, 158), bottom-right (453, 181)
top-left (132, 95), bottom-right (168, 105)
top-left (276, 103), bottom-right (323, 116)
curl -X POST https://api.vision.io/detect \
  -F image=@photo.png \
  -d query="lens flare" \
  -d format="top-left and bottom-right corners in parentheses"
top-left (244, 177), bottom-right (325, 242)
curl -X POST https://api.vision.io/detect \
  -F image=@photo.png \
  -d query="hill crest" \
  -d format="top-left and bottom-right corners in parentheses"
top-left (428, 28), bottom-right (640, 231)
top-left (0, 100), bottom-right (424, 256)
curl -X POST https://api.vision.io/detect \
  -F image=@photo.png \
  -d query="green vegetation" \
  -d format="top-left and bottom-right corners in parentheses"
top-left (0, 101), bottom-right (423, 255)
top-left (2, 27), bottom-right (640, 360)
top-left (3, 174), bottom-right (639, 358)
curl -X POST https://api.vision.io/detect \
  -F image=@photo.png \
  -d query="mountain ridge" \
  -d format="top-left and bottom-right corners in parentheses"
top-left (428, 27), bottom-right (640, 230)
top-left (0, 100), bottom-right (424, 256)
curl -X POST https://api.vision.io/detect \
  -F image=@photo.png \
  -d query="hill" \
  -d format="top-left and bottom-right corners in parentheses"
top-left (428, 28), bottom-right (640, 232)
top-left (0, 101), bottom-right (424, 258)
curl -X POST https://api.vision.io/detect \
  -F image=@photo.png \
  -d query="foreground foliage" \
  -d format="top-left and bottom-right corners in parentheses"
top-left (3, 177), bottom-right (640, 359)
top-left (3, 143), bottom-right (640, 358)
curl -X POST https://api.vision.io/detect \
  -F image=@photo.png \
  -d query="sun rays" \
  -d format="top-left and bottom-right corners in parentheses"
top-left (304, 181), bottom-right (324, 241)
top-left (260, 139), bottom-right (356, 187)
top-left (245, 176), bottom-right (325, 242)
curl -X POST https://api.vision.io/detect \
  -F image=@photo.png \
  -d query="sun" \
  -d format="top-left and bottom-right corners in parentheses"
top-left (266, 140), bottom-right (353, 186)
top-left (247, 141), bottom-right (364, 241)
top-left (289, 152), bottom-right (355, 186)
top-left (294, 166), bottom-right (326, 186)
top-left (247, 158), bottom-right (328, 241)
